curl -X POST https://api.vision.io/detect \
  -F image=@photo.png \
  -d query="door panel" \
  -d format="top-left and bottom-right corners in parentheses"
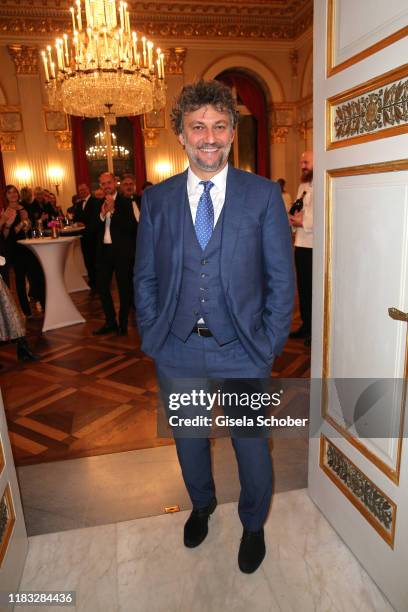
top-left (310, 2), bottom-right (408, 610)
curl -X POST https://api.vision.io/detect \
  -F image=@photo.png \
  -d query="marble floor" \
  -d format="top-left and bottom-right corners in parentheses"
top-left (18, 489), bottom-right (393, 612)
top-left (17, 436), bottom-right (308, 536)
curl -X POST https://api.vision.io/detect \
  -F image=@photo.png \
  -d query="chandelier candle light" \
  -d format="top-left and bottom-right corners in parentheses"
top-left (86, 131), bottom-right (130, 160)
top-left (41, 0), bottom-right (166, 171)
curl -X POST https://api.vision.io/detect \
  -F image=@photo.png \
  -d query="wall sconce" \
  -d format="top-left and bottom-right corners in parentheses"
top-left (155, 160), bottom-right (172, 182)
top-left (15, 166), bottom-right (32, 186)
top-left (48, 166), bottom-right (64, 195)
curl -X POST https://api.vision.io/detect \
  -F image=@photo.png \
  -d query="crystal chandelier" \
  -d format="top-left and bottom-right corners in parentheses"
top-left (86, 131), bottom-right (130, 160)
top-left (41, 0), bottom-right (166, 118)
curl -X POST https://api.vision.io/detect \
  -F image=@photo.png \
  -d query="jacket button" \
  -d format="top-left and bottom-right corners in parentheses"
top-left (194, 310), bottom-right (199, 316)
top-left (201, 273), bottom-right (206, 278)
top-left (200, 298), bottom-right (206, 303)
top-left (201, 259), bottom-right (208, 265)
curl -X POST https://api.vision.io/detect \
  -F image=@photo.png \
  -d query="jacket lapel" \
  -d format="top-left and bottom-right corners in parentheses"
top-left (167, 170), bottom-right (188, 290)
top-left (220, 166), bottom-right (246, 291)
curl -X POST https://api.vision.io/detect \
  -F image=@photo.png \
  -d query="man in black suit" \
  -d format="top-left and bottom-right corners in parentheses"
top-left (71, 183), bottom-right (101, 290)
top-left (93, 172), bottom-right (138, 336)
top-left (120, 174), bottom-right (140, 222)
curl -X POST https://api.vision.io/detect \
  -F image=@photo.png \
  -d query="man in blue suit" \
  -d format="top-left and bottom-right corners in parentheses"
top-left (134, 80), bottom-right (294, 573)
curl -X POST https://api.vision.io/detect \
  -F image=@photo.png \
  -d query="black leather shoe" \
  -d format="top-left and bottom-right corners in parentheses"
top-left (289, 326), bottom-right (308, 339)
top-left (238, 528), bottom-right (266, 574)
top-left (16, 337), bottom-right (40, 362)
top-left (184, 497), bottom-right (217, 548)
top-left (92, 323), bottom-right (118, 336)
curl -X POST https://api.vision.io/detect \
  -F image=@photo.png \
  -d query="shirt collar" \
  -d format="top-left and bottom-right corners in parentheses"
top-left (187, 163), bottom-right (229, 193)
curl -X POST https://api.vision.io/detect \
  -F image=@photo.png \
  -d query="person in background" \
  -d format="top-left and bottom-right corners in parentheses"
top-left (2, 185), bottom-right (43, 317)
top-left (29, 186), bottom-right (49, 227)
top-left (20, 187), bottom-right (33, 208)
top-left (0, 210), bottom-right (38, 361)
top-left (94, 187), bottom-right (104, 200)
top-left (73, 183), bottom-right (101, 290)
top-left (120, 174), bottom-right (140, 222)
top-left (277, 178), bottom-right (292, 213)
top-left (289, 151), bottom-right (313, 347)
top-left (93, 171), bottom-right (138, 336)
top-left (44, 191), bottom-right (63, 220)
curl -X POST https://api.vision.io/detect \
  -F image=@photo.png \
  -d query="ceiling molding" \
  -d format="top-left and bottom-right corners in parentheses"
top-left (0, 0), bottom-right (313, 42)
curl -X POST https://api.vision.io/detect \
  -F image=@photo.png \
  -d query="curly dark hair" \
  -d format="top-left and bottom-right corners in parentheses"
top-left (171, 80), bottom-right (238, 135)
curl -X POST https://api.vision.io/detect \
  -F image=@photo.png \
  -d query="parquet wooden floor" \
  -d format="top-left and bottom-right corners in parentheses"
top-left (0, 287), bottom-right (310, 466)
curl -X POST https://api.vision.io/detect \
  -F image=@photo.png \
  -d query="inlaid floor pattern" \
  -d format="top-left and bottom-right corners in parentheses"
top-left (0, 287), bottom-right (310, 466)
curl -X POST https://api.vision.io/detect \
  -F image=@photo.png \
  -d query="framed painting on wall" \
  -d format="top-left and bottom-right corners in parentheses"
top-left (0, 112), bottom-right (22, 132)
top-left (144, 109), bottom-right (166, 129)
top-left (44, 110), bottom-right (68, 132)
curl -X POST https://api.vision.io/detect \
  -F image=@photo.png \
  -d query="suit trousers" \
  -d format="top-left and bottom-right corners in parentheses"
top-left (96, 244), bottom-right (134, 329)
top-left (156, 331), bottom-right (273, 531)
top-left (294, 246), bottom-right (312, 335)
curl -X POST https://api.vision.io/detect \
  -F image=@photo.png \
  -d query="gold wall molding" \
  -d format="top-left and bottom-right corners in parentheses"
top-left (0, 133), bottom-right (17, 152)
top-left (143, 128), bottom-right (159, 148)
top-left (327, 0), bottom-right (408, 78)
top-left (323, 160), bottom-right (408, 484)
top-left (270, 127), bottom-right (288, 144)
top-left (0, 1), bottom-right (312, 41)
top-left (7, 43), bottom-right (39, 74)
top-left (53, 131), bottom-right (71, 150)
top-left (0, 484), bottom-right (16, 567)
top-left (320, 436), bottom-right (396, 548)
top-left (327, 64), bottom-right (408, 150)
top-left (163, 48), bottom-right (187, 76)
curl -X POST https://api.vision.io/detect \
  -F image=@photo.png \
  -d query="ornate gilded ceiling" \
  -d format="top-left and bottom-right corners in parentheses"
top-left (0, 0), bottom-right (313, 42)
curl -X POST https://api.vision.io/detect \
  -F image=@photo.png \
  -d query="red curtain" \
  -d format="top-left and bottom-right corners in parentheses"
top-left (0, 150), bottom-right (6, 209)
top-left (71, 115), bottom-right (90, 187)
top-left (217, 71), bottom-right (270, 178)
top-left (128, 115), bottom-right (147, 192)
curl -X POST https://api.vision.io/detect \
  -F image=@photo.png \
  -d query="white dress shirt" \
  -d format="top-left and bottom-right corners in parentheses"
top-left (81, 194), bottom-right (91, 210)
top-left (294, 181), bottom-right (313, 249)
top-left (100, 191), bottom-right (118, 244)
top-left (187, 163), bottom-right (228, 226)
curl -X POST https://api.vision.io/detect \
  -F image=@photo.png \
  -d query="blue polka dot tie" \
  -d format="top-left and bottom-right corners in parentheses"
top-left (195, 180), bottom-right (214, 250)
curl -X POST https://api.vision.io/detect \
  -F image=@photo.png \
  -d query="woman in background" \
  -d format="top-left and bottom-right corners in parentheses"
top-left (0, 209), bottom-right (38, 361)
top-left (2, 185), bottom-right (46, 316)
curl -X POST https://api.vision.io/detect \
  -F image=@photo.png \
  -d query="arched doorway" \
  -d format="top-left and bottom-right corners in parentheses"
top-left (216, 70), bottom-right (270, 178)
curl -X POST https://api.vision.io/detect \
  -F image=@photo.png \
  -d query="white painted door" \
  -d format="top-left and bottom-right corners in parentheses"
top-left (0, 391), bottom-right (28, 610)
top-left (309, 2), bottom-right (408, 610)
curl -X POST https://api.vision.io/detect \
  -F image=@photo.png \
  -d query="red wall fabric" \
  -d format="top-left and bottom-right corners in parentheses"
top-left (128, 115), bottom-right (147, 192)
top-left (71, 116), bottom-right (91, 187)
top-left (217, 72), bottom-right (270, 178)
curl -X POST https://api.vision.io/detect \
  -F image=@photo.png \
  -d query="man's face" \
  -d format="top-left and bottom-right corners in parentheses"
top-left (34, 188), bottom-right (44, 202)
top-left (178, 105), bottom-right (234, 178)
top-left (99, 173), bottom-right (117, 196)
top-left (78, 184), bottom-right (90, 199)
top-left (300, 151), bottom-right (313, 183)
top-left (121, 178), bottom-right (136, 197)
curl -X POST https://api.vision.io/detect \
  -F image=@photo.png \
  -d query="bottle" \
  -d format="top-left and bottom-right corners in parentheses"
top-left (289, 191), bottom-right (307, 216)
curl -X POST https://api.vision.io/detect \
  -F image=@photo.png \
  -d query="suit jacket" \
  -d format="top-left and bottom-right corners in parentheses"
top-left (76, 196), bottom-right (103, 235)
top-left (134, 166), bottom-right (295, 367)
top-left (97, 194), bottom-right (138, 258)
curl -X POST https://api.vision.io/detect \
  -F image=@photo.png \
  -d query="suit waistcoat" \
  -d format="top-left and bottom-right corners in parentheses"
top-left (170, 200), bottom-right (237, 344)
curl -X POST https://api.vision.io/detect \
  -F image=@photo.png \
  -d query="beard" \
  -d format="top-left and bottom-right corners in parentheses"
top-left (301, 169), bottom-right (313, 183)
top-left (184, 140), bottom-right (232, 173)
